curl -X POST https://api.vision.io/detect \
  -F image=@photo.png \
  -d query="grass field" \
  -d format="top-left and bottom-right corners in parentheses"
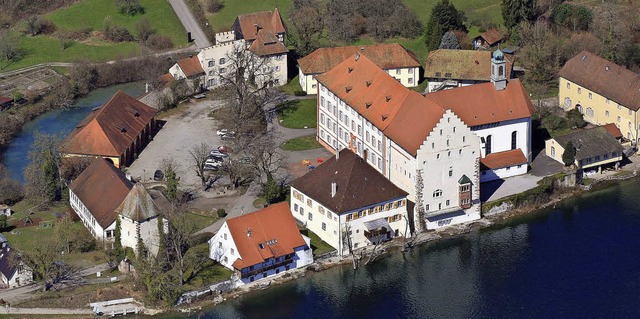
top-left (278, 75), bottom-right (302, 95)
top-left (0, 35), bottom-right (142, 72)
top-left (204, 0), bottom-right (292, 31)
top-left (0, 0), bottom-right (186, 72)
top-left (46, 0), bottom-right (188, 46)
top-left (278, 99), bottom-right (316, 129)
top-left (281, 135), bottom-right (322, 151)
top-left (299, 227), bottom-right (335, 257)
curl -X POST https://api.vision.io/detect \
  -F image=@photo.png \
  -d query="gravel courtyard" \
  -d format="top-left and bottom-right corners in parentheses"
top-left (128, 98), bottom-right (225, 189)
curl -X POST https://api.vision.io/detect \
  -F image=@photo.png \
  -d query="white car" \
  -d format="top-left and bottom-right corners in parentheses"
top-left (216, 129), bottom-right (235, 136)
top-left (209, 150), bottom-right (229, 157)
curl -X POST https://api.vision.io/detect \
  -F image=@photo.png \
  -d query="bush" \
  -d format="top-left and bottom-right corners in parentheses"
top-left (105, 25), bottom-right (134, 42)
top-left (206, 0), bottom-right (224, 13)
top-left (293, 90), bottom-right (307, 96)
top-left (116, 0), bottom-right (144, 16)
top-left (216, 208), bottom-right (227, 218)
top-left (146, 34), bottom-right (173, 50)
top-left (189, 232), bottom-right (214, 246)
top-left (74, 236), bottom-right (97, 252)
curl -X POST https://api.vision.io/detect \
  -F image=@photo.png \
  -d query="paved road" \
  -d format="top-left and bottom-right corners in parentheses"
top-left (2, 307), bottom-right (93, 315)
top-left (168, 0), bottom-right (212, 49)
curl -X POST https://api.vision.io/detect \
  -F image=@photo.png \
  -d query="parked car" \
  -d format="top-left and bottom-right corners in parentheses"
top-left (216, 129), bottom-right (235, 136)
top-left (153, 170), bottom-right (164, 181)
top-left (203, 161), bottom-right (221, 171)
top-left (205, 158), bottom-right (222, 166)
top-left (207, 155), bottom-right (224, 162)
top-left (220, 133), bottom-right (236, 140)
top-left (210, 149), bottom-right (229, 157)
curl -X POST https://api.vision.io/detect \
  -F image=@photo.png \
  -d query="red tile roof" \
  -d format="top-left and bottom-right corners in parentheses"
top-left (425, 79), bottom-right (535, 127)
top-left (559, 50), bottom-right (640, 111)
top-left (480, 149), bottom-right (528, 170)
top-left (176, 55), bottom-right (205, 78)
top-left (603, 123), bottom-right (623, 139)
top-left (233, 9), bottom-right (286, 42)
top-left (298, 43), bottom-right (421, 75)
top-left (316, 53), bottom-right (445, 156)
top-left (291, 149), bottom-right (408, 213)
top-left (227, 202), bottom-right (307, 270)
top-left (0, 96), bottom-right (11, 104)
top-left (248, 30), bottom-right (288, 56)
top-left (424, 49), bottom-right (513, 81)
top-left (61, 91), bottom-right (158, 157)
top-left (69, 158), bottom-right (133, 228)
top-left (478, 29), bottom-right (502, 46)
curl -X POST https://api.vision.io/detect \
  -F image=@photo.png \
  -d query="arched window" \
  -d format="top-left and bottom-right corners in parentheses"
top-left (564, 97), bottom-right (572, 108)
top-left (498, 65), bottom-right (504, 76)
top-left (551, 146), bottom-right (556, 157)
top-left (208, 60), bottom-right (214, 67)
top-left (586, 107), bottom-right (594, 117)
top-left (511, 131), bottom-right (517, 150)
top-left (433, 189), bottom-right (442, 198)
top-left (576, 104), bottom-right (583, 114)
top-left (485, 135), bottom-right (492, 155)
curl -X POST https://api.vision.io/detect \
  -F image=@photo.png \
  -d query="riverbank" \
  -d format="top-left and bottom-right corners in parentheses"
top-left (169, 162), bottom-right (640, 316)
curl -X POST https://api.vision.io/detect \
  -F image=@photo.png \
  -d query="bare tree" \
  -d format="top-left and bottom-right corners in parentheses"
top-left (0, 164), bottom-right (23, 205)
top-left (0, 30), bottom-right (20, 62)
top-left (166, 206), bottom-right (198, 286)
top-left (216, 42), bottom-right (280, 138)
top-left (24, 131), bottom-right (62, 207)
top-left (189, 142), bottom-right (211, 188)
top-left (19, 239), bottom-right (81, 290)
top-left (289, 0), bottom-right (324, 56)
top-left (518, 21), bottom-right (561, 87)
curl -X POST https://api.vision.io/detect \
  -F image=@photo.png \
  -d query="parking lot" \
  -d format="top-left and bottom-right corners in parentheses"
top-left (128, 98), bottom-right (225, 189)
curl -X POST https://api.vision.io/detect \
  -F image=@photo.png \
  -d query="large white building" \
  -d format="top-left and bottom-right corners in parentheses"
top-left (314, 50), bottom-right (534, 230)
top-left (297, 43), bottom-right (421, 94)
top-left (290, 149), bottom-right (409, 256)
top-left (208, 202), bottom-right (313, 285)
top-left (69, 158), bottom-right (168, 255)
top-left (169, 9), bottom-right (288, 90)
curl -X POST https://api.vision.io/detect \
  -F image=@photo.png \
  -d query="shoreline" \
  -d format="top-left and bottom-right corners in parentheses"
top-left (170, 171), bottom-right (637, 316)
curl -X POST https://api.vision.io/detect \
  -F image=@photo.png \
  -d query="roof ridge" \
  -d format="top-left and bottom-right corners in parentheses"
top-left (336, 150), bottom-right (357, 212)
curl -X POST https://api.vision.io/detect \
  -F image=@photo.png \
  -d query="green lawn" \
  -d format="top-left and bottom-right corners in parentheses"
top-left (278, 98), bottom-right (317, 129)
top-left (281, 135), bottom-right (321, 151)
top-left (46, 0), bottom-right (188, 47)
top-left (205, 0), bottom-right (292, 31)
top-left (3, 201), bottom-right (69, 252)
top-left (278, 75), bottom-right (303, 95)
top-left (0, 0), bottom-right (187, 72)
top-left (0, 35), bottom-right (142, 72)
top-left (301, 228), bottom-right (335, 257)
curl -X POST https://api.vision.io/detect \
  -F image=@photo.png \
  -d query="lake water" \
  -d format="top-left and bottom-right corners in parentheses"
top-left (0, 82), bottom-right (144, 182)
top-left (179, 178), bottom-right (640, 319)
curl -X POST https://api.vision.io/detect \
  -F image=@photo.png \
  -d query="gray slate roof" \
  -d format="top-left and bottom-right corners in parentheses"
top-left (553, 126), bottom-right (624, 161)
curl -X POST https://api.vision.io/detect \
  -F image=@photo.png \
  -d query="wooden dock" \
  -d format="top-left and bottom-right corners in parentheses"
top-left (89, 298), bottom-right (143, 317)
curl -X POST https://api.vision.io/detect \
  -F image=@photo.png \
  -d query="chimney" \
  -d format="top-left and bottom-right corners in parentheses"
top-left (360, 47), bottom-right (365, 52)
top-left (355, 52), bottom-right (360, 61)
top-left (331, 182), bottom-right (337, 198)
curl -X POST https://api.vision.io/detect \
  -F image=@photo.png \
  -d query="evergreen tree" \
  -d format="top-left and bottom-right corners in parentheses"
top-left (156, 216), bottom-right (168, 269)
top-left (502, 0), bottom-right (536, 33)
top-left (562, 141), bottom-right (576, 166)
top-left (165, 165), bottom-right (178, 202)
top-left (425, 0), bottom-right (467, 51)
top-left (114, 218), bottom-right (125, 263)
top-left (439, 31), bottom-right (461, 49)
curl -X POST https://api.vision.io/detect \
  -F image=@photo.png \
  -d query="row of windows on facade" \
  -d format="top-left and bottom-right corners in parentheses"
top-left (206, 55), bottom-right (285, 68)
top-left (318, 129), bottom-right (385, 170)
top-left (320, 91), bottom-right (385, 136)
top-left (320, 114), bottom-right (384, 153)
top-left (425, 198), bottom-right (469, 211)
top-left (550, 147), bottom-right (618, 162)
top-left (481, 132), bottom-right (518, 155)
top-left (569, 101), bottom-right (635, 128)
top-left (432, 184), bottom-right (470, 199)
top-left (345, 200), bottom-right (407, 222)
top-left (567, 83), bottom-right (618, 105)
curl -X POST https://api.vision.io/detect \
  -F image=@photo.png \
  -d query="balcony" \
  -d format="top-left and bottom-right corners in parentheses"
top-left (240, 257), bottom-right (294, 278)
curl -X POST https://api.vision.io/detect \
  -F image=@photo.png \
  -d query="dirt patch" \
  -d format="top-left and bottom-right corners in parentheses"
top-left (16, 281), bottom-right (144, 309)
top-left (10, 217), bottom-right (43, 228)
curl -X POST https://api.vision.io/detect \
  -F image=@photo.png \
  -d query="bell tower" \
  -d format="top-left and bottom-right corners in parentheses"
top-left (491, 49), bottom-right (507, 91)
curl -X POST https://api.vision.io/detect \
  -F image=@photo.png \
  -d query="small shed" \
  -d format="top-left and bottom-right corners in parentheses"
top-left (0, 96), bottom-right (12, 111)
top-left (0, 205), bottom-right (11, 217)
top-left (473, 29), bottom-right (503, 50)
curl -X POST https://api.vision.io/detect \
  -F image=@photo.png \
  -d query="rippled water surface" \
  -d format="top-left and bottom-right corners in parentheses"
top-left (1, 82), bottom-right (144, 182)
top-left (178, 179), bottom-right (640, 319)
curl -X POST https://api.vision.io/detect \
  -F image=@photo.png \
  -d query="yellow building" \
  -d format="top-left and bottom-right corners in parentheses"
top-left (559, 51), bottom-right (640, 144)
top-left (545, 125), bottom-right (623, 171)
